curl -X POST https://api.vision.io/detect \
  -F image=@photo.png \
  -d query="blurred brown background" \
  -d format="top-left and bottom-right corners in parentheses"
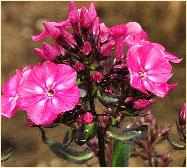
top-left (1, 1), bottom-right (186, 167)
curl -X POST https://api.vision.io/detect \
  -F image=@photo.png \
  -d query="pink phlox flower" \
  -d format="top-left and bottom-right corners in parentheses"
top-left (18, 62), bottom-right (80, 125)
top-left (134, 99), bottom-right (155, 111)
top-left (91, 71), bottom-right (103, 83)
top-left (82, 41), bottom-right (92, 55)
top-left (127, 42), bottom-right (176, 98)
top-left (74, 62), bottom-right (85, 72)
top-left (1, 66), bottom-right (32, 118)
top-left (99, 23), bottom-right (110, 43)
top-left (31, 20), bottom-right (70, 41)
top-left (110, 22), bottom-right (148, 61)
top-left (34, 42), bottom-right (60, 61)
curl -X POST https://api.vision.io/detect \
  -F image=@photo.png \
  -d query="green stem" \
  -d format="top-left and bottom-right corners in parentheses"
top-left (85, 65), bottom-right (106, 167)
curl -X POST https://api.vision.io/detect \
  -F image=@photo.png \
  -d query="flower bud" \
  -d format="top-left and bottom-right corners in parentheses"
top-left (91, 71), bottom-right (103, 83)
top-left (80, 7), bottom-right (90, 28)
top-left (82, 41), bottom-right (91, 55)
top-left (100, 43), bottom-right (112, 57)
top-left (43, 22), bottom-right (61, 39)
top-left (77, 112), bottom-right (93, 124)
top-left (68, 1), bottom-right (79, 24)
top-left (34, 42), bottom-right (60, 61)
top-left (179, 103), bottom-right (186, 129)
top-left (88, 2), bottom-right (97, 22)
top-left (134, 99), bottom-right (155, 111)
top-left (92, 17), bottom-right (100, 36)
top-left (74, 62), bottom-right (84, 72)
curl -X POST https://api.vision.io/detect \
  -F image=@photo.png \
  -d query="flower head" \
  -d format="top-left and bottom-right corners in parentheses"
top-left (134, 99), bottom-right (155, 111)
top-left (127, 42), bottom-right (176, 97)
top-left (77, 112), bottom-right (93, 124)
top-left (18, 62), bottom-right (80, 125)
top-left (91, 71), bottom-right (103, 83)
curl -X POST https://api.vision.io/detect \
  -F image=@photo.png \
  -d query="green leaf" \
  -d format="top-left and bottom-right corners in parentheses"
top-left (45, 139), bottom-right (93, 164)
top-left (63, 129), bottom-right (74, 147)
top-left (75, 123), bottom-right (96, 145)
top-left (1, 147), bottom-right (13, 162)
top-left (107, 124), bottom-right (148, 144)
top-left (98, 95), bottom-right (118, 107)
top-left (112, 140), bottom-right (131, 167)
top-left (167, 134), bottom-right (186, 150)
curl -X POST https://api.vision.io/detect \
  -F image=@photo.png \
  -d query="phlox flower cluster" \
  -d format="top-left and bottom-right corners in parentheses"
top-left (1, 1), bottom-right (182, 126)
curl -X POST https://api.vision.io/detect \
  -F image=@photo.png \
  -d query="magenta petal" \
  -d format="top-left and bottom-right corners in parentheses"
top-left (27, 99), bottom-right (58, 125)
top-left (127, 46), bottom-right (141, 72)
top-left (100, 43), bottom-right (112, 57)
top-left (88, 2), bottom-right (97, 22)
top-left (1, 95), bottom-right (17, 118)
top-left (99, 23), bottom-right (110, 42)
top-left (52, 86), bottom-right (80, 114)
top-left (146, 61), bottom-right (172, 83)
top-left (2, 71), bottom-right (22, 97)
top-left (115, 42), bottom-right (125, 61)
top-left (110, 24), bottom-right (127, 38)
top-left (125, 22), bottom-right (143, 34)
top-left (139, 43), bottom-right (165, 70)
top-left (41, 42), bottom-right (60, 61)
top-left (34, 48), bottom-right (48, 61)
top-left (130, 74), bottom-right (147, 94)
top-left (164, 52), bottom-right (183, 63)
top-left (31, 30), bottom-right (48, 41)
top-left (53, 64), bottom-right (77, 90)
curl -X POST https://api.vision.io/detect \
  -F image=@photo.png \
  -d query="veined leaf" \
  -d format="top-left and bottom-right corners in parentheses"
top-left (107, 124), bottom-right (148, 144)
top-left (112, 140), bottom-right (131, 167)
top-left (45, 139), bottom-right (93, 164)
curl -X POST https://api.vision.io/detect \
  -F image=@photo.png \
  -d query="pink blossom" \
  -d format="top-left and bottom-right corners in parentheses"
top-left (82, 41), bottom-right (91, 55)
top-left (179, 102), bottom-right (186, 129)
top-left (91, 71), bottom-right (103, 83)
top-left (134, 99), bottom-right (155, 111)
top-left (1, 66), bottom-right (32, 118)
top-left (80, 7), bottom-right (90, 28)
top-left (99, 23), bottom-right (110, 43)
top-left (88, 2), bottom-right (97, 22)
top-left (77, 112), bottom-right (93, 124)
top-left (92, 17), bottom-right (100, 36)
top-left (18, 62), bottom-right (80, 125)
top-left (74, 62), bottom-right (85, 72)
top-left (34, 42), bottom-right (60, 61)
top-left (127, 42), bottom-right (175, 98)
top-left (110, 22), bottom-right (148, 60)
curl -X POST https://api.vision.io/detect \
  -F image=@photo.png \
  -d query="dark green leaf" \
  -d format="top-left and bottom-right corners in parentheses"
top-left (112, 140), bottom-right (131, 167)
top-left (45, 139), bottom-right (93, 164)
top-left (1, 147), bottom-right (13, 162)
top-left (98, 95), bottom-right (118, 107)
top-left (63, 129), bottom-right (74, 147)
top-left (107, 124), bottom-right (148, 144)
